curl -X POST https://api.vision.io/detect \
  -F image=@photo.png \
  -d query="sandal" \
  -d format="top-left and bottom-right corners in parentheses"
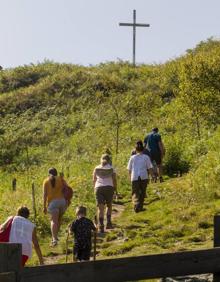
top-left (50, 239), bottom-right (58, 247)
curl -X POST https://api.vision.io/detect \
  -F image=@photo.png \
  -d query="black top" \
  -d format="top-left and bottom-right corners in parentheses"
top-left (70, 217), bottom-right (96, 249)
top-left (144, 132), bottom-right (162, 153)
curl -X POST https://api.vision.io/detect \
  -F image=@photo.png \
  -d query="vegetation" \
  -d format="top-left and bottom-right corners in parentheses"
top-left (0, 39), bottom-right (220, 267)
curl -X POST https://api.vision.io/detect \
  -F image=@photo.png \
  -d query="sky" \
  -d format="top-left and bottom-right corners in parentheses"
top-left (0, 0), bottom-right (219, 68)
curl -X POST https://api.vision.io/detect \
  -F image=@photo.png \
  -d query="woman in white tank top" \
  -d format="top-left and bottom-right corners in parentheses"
top-left (93, 154), bottom-right (117, 233)
top-left (0, 206), bottom-right (44, 266)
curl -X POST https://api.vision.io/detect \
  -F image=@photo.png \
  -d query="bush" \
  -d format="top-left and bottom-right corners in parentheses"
top-left (164, 141), bottom-right (190, 176)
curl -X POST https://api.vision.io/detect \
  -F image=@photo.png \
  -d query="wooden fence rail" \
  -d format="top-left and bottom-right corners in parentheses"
top-left (20, 248), bottom-right (220, 282)
top-left (1, 215), bottom-right (220, 282)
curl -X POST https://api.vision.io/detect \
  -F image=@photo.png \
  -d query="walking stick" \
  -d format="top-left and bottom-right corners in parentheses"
top-left (93, 215), bottom-right (98, 261)
top-left (65, 227), bottom-right (70, 263)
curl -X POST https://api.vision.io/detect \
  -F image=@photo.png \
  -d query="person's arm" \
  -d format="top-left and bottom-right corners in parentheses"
top-left (146, 157), bottom-right (154, 179)
top-left (148, 167), bottom-right (154, 179)
top-left (69, 222), bottom-right (74, 235)
top-left (143, 135), bottom-right (148, 149)
top-left (0, 216), bottom-right (13, 231)
top-left (91, 221), bottom-right (97, 232)
top-left (32, 228), bottom-right (44, 265)
top-left (43, 182), bottom-right (47, 214)
top-left (112, 172), bottom-right (118, 194)
top-left (159, 140), bottom-right (166, 158)
top-left (127, 158), bottom-right (132, 180)
top-left (68, 227), bottom-right (72, 235)
top-left (93, 169), bottom-right (97, 187)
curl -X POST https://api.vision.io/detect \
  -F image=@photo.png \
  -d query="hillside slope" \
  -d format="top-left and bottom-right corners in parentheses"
top-left (0, 39), bottom-right (220, 268)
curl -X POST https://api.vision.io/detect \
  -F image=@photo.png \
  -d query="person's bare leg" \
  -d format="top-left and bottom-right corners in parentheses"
top-left (51, 211), bottom-right (59, 244)
top-left (106, 202), bottom-right (113, 229)
top-left (58, 213), bottom-right (63, 234)
top-left (106, 203), bottom-right (112, 217)
top-left (158, 164), bottom-right (163, 182)
top-left (98, 204), bottom-right (105, 232)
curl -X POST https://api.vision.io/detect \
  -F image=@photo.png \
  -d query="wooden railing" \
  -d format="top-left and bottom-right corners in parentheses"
top-left (1, 215), bottom-right (220, 282)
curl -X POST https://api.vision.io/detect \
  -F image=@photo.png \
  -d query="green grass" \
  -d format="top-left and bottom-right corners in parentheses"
top-left (96, 178), bottom-right (215, 261)
top-left (0, 39), bottom-right (220, 270)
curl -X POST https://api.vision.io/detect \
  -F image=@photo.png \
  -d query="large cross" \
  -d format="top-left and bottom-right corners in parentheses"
top-left (119, 10), bottom-right (150, 66)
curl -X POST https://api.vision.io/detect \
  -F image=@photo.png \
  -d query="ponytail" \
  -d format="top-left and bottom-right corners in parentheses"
top-left (50, 175), bottom-right (56, 188)
top-left (100, 154), bottom-right (111, 166)
top-left (48, 167), bottom-right (58, 188)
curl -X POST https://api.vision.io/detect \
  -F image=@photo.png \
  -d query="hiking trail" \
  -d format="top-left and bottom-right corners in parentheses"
top-left (43, 201), bottom-right (125, 265)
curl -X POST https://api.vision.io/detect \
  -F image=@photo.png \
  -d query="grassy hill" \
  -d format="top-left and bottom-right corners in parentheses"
top-left (0, 39), bottom-right (220, 267)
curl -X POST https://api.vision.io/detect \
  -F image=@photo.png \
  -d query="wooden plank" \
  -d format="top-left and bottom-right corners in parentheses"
top-left (213, 215), bottom-right (220, 282)
top-left (21, 248), bottom-right (220, 282)
top-left (119, 23), bottom-right (150, 27)
top-left (0, 272), bottom-right (16, 282)
top-left (0, 244), bottom-right (22, 273)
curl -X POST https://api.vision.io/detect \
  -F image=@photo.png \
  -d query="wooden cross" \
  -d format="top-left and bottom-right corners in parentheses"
top-left (119, 10), bottom-right (150, 66)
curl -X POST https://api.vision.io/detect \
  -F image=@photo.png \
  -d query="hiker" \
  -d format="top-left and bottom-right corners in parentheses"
top-left (131, 146), bottom-right (151, 157)
top-left (69, 206), bottom-right (96, 262)
top-left (127, 140), bottom-right (154, 213)
top-left (144, 127), bottom-right (165, 183)
top-left (93, 154), bottom-right (117, 233)
top-left (104, 147), bottom-right (112, 165)
top-left (43, 167), bottom-right (67, 246)
top-left (0, 206), bottom-right (44, 266)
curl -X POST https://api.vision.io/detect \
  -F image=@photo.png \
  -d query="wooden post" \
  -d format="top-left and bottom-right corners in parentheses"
top-left (31, 182), bottom-right (37, 221)
top-left (12, 178), bottom-right (16, 192)
top-left (93, 216), bottom-right (98, 261)
top-left (119, 10), bottom-right (150, 66)
top-left (213, 215), bottom-right (220, 281)
top-left (0, 272), bottom-right (16, 282)
top-left (67, 166), bottom-right (70, 178)
top-left (133, 9), bottom-right (136, 66)
top-left (0, 243), bottom-right (22, 281)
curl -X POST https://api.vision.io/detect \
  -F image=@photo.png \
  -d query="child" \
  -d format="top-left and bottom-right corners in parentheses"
top-left (70, 206), bottom-right (96, 262)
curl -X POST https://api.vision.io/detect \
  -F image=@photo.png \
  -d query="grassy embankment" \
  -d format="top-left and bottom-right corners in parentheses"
top-left (0, 39), bottom-right (220, 268)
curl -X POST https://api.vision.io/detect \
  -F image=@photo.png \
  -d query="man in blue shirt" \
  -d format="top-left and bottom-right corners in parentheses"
top-left (144, 128), bottom-right (165, 182)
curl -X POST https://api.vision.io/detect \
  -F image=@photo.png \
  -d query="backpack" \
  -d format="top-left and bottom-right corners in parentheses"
top-left (62, 179), bottom-right (73, 204)
top-left (0, 217), bottom-right (14, 242)
top-left (95, 168), bottom-right (113, 178)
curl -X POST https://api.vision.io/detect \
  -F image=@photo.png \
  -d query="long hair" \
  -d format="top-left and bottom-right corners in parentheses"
top-left (100, 154), bottom-right (111, 166)
top-left (48, 167), bottom-right (57, 188)
top-left (135, 140), bottom-right (144, 152)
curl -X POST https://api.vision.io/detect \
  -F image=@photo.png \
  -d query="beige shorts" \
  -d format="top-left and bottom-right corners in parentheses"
top-left (47, 198), bottom-right (67, 215)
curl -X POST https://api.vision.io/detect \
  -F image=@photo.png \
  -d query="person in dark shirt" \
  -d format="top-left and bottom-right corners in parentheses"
top-left (131, 146), bottom-right (151, 157)
top-left (144, 128), bottom-right (165, 182)
top-left (70, 206), bottom-right (96, 262)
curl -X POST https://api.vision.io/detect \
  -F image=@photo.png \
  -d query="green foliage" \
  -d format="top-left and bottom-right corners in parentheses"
top-left (0, 39), bottom-right (220, 265)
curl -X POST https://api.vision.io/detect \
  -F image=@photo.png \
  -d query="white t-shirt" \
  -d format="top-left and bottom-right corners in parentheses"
top-left (9, 216), bottom-right (35, 257)
top-left (127, 153), bottom-right (153, 181)
top-left (94, 164), bottom-right (116, 188)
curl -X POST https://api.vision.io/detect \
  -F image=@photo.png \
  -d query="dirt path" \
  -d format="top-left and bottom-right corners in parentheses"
top-left (111, 202), bottom-right (125, 220)
top-left (44, 202), bottom-right (125, 265)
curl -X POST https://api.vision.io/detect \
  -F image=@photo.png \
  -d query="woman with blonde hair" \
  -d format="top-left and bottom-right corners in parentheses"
top-left (93, 154), bottom-right (117, 233)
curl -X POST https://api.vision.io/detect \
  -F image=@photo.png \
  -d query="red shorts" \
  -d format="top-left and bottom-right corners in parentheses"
top-left (22, 255), bottom-right (29, 266)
